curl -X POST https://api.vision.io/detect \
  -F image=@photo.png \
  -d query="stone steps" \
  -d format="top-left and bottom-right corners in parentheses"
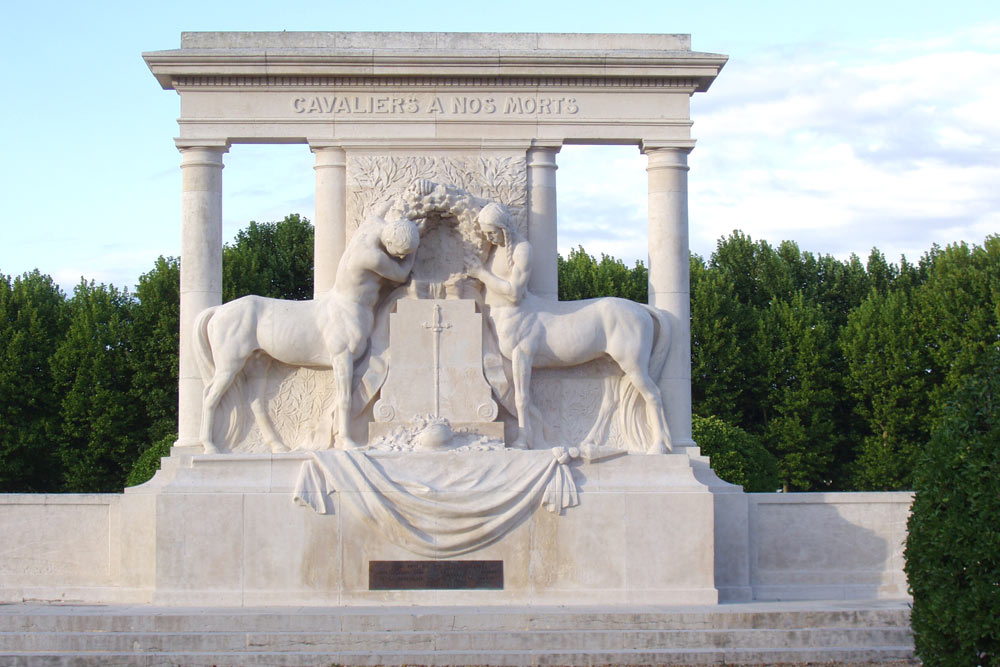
top-left (0, 602), bottom-right (915, 666)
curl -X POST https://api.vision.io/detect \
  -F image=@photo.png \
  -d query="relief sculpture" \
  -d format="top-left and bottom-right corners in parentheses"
top-left (193, 178), bottom-right (672, 457)
top-left (193, 188), bottom-right (423, 453)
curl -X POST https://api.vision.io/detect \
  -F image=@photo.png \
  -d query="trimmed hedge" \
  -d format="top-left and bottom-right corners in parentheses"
top-left (692, 414), bottom-right (780, 492)
top-left (905, 350), bottom-right (1000, 665)
top-left (124, 433), bottom-right (174, 487)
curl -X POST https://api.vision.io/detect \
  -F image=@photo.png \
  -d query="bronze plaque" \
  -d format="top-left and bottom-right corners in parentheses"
top-left (369, 560), bottom-right (503, 590)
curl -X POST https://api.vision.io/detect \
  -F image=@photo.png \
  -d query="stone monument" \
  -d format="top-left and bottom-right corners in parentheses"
top-left (119, 31), bottom-right (745, 605)
top-left (0, 34), bottom-right (915, 623)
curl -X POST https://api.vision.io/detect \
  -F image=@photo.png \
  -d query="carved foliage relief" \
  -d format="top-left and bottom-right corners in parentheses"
top-left (347, 155), bottom-right (527, 239)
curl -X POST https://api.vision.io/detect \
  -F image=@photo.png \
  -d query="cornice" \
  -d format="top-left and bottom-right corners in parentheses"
top-left (145, 44), bottom-right (727, 93)
top-left (169, 75), bottom-right (703, 90)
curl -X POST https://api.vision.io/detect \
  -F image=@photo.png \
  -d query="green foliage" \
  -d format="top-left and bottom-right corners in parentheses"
top-left (690, 254), bottom-right (763, 428)
top-left (557, 246), bottom-right (647, 302)
top-left (691, 415), bottom-right (779, 492)
top-left (223, 214), bottom-right (314, 301)
top-left (51, 280), bottom-right (140, 492)
top-left (0, 270), bottom-right (67, 491)
top-left (125, 433), bottom-right (174, 487)
top-left (756, 294), bottom-right (839, 490)
top-left (842, 287), bottom-right (930, 489)
top-left (130, 256), bottom-right (180, 443)
top-left (693, 232), bottom-right (870, 489)
top-left (841, 237), bottom-right (1000, 491)
top-left (905, 347), bottom-right (1000, 666)
top-left (3, 219), bottom-right (997, 496)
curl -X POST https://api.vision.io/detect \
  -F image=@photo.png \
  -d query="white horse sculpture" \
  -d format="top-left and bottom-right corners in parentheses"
top-left (467, 203), bottom-right (673, 453)
top-left (193, 215), bottom-right (420, 454)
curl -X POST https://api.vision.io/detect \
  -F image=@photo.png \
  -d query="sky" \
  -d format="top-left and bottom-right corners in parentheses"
top-left (1, 1), bottom-right (998, 293)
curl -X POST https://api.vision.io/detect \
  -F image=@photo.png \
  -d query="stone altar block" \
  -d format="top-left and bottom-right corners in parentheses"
top-left (371, 298), bottom-right (502, 442)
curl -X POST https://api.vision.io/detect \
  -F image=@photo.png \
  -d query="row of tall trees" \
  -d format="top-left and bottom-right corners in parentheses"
top-left (2, 217), bottom-right (996, 493)
top-left (559, 234), bottom-right (1000, 492)
top-left (0, 215), bottom-right (312, 492)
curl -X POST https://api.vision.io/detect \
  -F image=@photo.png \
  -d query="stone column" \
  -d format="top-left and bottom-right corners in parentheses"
top-left (526, 145), bottom-right (560, 300)
top-left (311, 145), bottom-right (347, 296)
top-left (176, 145), bottom-right (227, 450)
top-left (644, 145), bottom-right (695, 450)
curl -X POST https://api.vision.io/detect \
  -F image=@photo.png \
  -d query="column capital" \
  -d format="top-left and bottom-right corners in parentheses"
top-left (640, 140), bottom-right (695, 155)
top-left (175, 138), bottom-right (230, 151)
top-left (527, 146), bottom-right (560, 170)
top-left (310, 145), bottom-right (347, 169)
top-left (644, 146), bottom-right (691, 172)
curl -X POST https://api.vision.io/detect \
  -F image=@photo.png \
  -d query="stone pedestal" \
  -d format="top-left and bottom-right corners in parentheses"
top-left (122, 451), bottom-right (725, 605)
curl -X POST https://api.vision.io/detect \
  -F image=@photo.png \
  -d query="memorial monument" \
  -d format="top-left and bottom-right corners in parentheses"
top-left (119, 31), bottom-right (739, 604)
top-left (0, 34), bottom-right (911, 618)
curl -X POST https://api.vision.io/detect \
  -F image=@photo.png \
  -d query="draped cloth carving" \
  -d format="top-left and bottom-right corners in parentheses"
top-left (293, 449), bottom-right (579, 558)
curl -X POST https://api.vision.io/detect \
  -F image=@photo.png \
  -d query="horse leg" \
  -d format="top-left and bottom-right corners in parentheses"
top-left (199, 359), bottom-right (244, 454)
top-left (331, 350), bottom-right (362, 450)
top-left (621, 364), bottom-right (672, 454)
top-left (247, 356), bottom-right (288, 453)
top-left (581, 376), bottom-right (617, 448)
top-left (510, 346), bottom-right (532, 450)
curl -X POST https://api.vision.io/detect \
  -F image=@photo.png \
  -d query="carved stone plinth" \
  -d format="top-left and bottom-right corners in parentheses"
top-left (117, 450), bottom-right (724, 606)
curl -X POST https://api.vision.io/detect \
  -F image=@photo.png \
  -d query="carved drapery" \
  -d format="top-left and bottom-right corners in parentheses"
top-left (294, 449), bottom-right (579, 557)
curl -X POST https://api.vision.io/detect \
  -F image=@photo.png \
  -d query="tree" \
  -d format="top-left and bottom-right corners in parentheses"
top-left (0, 270), bottom-right (67, 492)
top-left (691, 415), bottom-right (779, 492)
top-left (557, 246), bottom-right (647, 302)
top-left (905, 347), bottom-right (1000, 665)
top-left (690, 256), bottom-right (764, 428)
top-left (130, 256), bottom-right (180, 445)
top-left (914, 238), bottom-right (1000, 408)
top-left (223, 214), bottom-right (314, 301)
top-left (756, 294), bottom-right (839, 491)
top-left (842, 287), bottom-right (930, 490)
top-left (51, 280), bottom-right (140, 492)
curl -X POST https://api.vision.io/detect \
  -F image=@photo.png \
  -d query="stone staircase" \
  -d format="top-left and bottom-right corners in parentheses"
top-left (0, 600), bottom-right (915, 666)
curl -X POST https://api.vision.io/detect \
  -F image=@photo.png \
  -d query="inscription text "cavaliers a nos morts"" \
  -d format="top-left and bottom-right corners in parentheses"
top-left (291, 95), bottom-right (580, 115)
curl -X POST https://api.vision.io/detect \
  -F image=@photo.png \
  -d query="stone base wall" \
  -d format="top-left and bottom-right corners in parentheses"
top-left (0, 456), bottom-right (912, 605)
top-left (745, 492), bottom-right (912, 601)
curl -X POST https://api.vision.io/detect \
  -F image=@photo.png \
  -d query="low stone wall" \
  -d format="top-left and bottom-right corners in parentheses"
top-left (745, 492), bottom-right (913, 601)
top-left (0, 484), bottom-right (913, 605)
top-left (0, 494), bottom-right (123, 603)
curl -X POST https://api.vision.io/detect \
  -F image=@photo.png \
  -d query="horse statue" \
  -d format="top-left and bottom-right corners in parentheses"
top-left (192, 214), bottom-right (420, 454)
top-left (467, 202), bottom-right (673, 454)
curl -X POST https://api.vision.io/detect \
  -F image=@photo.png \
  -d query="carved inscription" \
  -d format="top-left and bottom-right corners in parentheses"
top-left (292, 95), bottom-right (578, 115)
top-left (369, 560), bottom-right (504, 590)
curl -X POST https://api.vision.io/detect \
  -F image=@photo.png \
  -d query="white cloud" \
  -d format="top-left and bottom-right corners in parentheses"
top-left (680, 28), bottom-right (1000, 263)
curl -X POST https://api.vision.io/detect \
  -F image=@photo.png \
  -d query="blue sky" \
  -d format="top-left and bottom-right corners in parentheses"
top-left (1, 1), bottom-right (998, 292)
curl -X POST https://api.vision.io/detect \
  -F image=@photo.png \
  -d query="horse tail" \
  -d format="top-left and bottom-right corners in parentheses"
top-left (192, 306), bottom-right (217, 382)
top-left (644, 303), bottom-right (672, 383)
top-left (614, 376), bottom-right (649, 453)
top-left (614, 304), bottom-right (672, 453)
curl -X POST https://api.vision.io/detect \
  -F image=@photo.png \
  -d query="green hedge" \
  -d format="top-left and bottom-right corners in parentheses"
top-left (692, 414), bottom-right (780, 492)
top-left (124, 433), bottom-right (174, 487)
top-left (905, 350), bottom-right (1000, 665)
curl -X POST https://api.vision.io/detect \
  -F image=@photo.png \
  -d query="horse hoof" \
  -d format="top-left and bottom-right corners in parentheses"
top-left (202, 443), bottom-right (220, 455)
